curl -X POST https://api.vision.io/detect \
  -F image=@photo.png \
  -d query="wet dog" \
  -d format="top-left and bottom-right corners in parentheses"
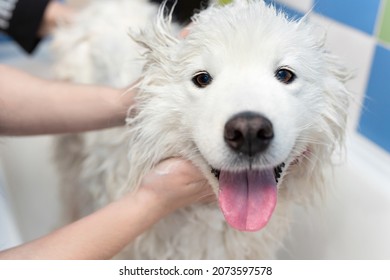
top-left (54, 0), bottom-right (351, 259)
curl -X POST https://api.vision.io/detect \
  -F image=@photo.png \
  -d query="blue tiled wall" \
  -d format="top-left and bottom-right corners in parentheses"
top-left (359, 45), bottom-right (390, 153)
top-left (264, 0), bottom-right (304, 19)
top-left (314, 0), bottom-right (382, 35)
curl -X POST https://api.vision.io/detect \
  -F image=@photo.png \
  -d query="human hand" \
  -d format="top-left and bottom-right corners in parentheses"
top-left (39, 2), bottom-right (75, 36)
top-left (139, 158), bottom-right (216, 214)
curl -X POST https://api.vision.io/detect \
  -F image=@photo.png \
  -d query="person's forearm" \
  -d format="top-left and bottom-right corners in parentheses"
top-left (0, 159), bottom-right (213, 259)
top-left (0, 190), bottom-right (169, 260)
top-left (0, 65), bottom-right (134, 135)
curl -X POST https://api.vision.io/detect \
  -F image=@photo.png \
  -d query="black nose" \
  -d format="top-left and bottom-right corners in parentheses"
top-left (224, 112), bottom-right (274, 156)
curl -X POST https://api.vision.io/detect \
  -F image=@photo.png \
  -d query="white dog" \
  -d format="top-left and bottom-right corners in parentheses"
top-left (53, 0), bottom-right (351, 259)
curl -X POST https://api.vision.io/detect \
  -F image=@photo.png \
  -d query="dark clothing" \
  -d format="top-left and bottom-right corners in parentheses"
top-left (150, 0), bottom-right (209, 24)
top-left (0, 0), bottom-right (207, 54)
top-left (0, 0), bottom-right (51, 54)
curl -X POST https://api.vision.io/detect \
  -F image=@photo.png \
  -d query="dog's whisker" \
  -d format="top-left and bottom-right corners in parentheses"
top-left (295, 137), bottom-right (329, 147)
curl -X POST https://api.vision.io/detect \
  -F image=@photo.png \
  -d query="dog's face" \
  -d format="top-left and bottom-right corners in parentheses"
top-left (135, 1), bottom-right (350, 232)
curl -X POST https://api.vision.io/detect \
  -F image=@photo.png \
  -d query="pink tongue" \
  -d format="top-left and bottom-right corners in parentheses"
top-left (218, 169), bottom-right (277, 232)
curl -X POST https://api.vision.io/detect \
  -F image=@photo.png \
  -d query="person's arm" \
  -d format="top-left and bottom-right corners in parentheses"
top-left (0, 65), bottom-right (134, 135)
top-left (0, 159), bottom-right (215, 260)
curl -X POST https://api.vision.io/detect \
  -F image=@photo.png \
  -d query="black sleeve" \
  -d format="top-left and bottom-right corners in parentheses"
top-left (0, 0), bottom-right (51, 54)
top-left (149, 0), bottom-right (209, 24)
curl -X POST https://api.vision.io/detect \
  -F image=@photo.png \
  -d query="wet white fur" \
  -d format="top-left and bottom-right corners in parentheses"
top-left (53, 0), bottom-right (351, 259)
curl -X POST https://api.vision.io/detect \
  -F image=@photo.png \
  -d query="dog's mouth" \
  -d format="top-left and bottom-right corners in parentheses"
top-left (210, 162), bottom-right (286, 232)
top-left (211, 163), bottom-right (285, 182)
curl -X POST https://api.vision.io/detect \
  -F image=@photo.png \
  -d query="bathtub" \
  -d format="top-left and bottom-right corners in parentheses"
top-left (0, 162), bottom-right (22, 251)
top-left (278, 133), bottom-right (390, 259)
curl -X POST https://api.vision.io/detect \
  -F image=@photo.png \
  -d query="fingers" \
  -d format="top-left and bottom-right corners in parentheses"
top-left (141, 157), bottom-right (215, 208)
top-left (154, 158), bottom-right (205, 183)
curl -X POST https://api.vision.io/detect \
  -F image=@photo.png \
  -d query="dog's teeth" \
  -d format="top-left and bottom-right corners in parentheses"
top-left (274, 162), bottom-right (286, 183)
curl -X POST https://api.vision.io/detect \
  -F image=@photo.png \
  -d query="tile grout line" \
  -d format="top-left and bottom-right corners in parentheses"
top-left (373, 0), bottom-right (386, 38)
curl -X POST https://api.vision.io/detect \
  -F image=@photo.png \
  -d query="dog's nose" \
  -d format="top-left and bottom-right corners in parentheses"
top-left (224, 112), bottom-right (274, 156)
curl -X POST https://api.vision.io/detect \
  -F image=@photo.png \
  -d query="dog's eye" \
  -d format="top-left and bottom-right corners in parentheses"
top-left (275, 68), bottom-right (296, 84)
top-left (192, 71), bottom-right (213, 88)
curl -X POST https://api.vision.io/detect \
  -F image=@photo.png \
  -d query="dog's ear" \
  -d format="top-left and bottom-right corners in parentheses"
top-left (289, 55), bottom-right (353, 204)
top-left (296, 18), bottom-right (353, 152)
top-left (128, 4), bottom-right (181, 85)
top-left (322, 53), bottom-right (353, 150)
